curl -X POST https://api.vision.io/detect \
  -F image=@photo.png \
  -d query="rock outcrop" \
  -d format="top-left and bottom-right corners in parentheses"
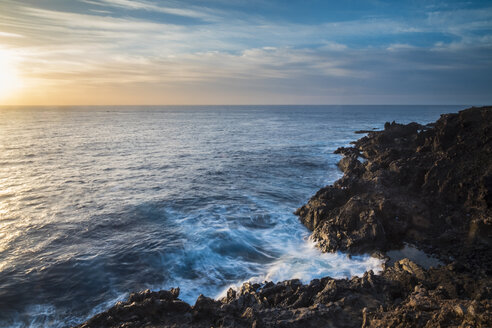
top-left (77, 260), bottom-right (492, 328)
top-left (295, 106), bottom-right (492, 271)
top-left (78, 107), bottom-right (492, 328)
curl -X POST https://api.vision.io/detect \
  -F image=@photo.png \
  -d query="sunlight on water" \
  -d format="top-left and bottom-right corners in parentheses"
top-left (0, 105), bottom-right (460, 327)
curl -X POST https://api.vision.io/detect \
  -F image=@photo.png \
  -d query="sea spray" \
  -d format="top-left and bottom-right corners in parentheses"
top-left (216, 238), bottom-right (383, 301)
top-left (0, 105), bottom-right (455, 327)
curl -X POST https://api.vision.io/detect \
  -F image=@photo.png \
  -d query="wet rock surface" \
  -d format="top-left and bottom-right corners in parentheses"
top-left (78, 107), bottom-right (491, 327)
top-left (296, 106), bottom-right (492, 266)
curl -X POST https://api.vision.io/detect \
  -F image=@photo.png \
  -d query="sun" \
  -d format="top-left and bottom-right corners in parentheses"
top-left (0, 49), bottom-right (23, 102)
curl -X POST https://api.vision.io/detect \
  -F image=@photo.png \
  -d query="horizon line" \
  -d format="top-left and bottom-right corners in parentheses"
top-left (0, 104), bottom-right (477, 107)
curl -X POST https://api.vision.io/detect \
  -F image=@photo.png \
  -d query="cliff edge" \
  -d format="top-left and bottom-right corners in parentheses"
top-left (296, 106), bottom-right (491, 267)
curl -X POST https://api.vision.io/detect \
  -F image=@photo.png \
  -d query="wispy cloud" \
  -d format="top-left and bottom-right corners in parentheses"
top-left (0, 0), bottom-right (491, 105)
top-left (82, 0), bottom-right (218, 21)
top-left (0, 31), bottom-right (23, 38)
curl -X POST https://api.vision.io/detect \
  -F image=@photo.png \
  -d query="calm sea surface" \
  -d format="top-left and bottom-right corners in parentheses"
top-left (0, 105), bottom-right (464, 327)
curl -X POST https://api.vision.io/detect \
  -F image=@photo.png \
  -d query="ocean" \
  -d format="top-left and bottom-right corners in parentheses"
top-left (0, 105), bottom-right (464, 327)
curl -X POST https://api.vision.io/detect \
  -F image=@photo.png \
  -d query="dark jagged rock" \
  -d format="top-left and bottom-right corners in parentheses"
top-left (78, 288), bottom-right (191, 328)
top-left (78, 107), bottom-right (492, 328)
top-left (354, 129), bottom-right (380, 134)
top-left (296, 106), bottom-right (492, 268)
top-left (77, 260), bottom-right (492, 328)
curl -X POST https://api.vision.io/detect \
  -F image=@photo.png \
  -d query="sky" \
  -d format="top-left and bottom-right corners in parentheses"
top-left (0, 0), bottom-right (491, 105)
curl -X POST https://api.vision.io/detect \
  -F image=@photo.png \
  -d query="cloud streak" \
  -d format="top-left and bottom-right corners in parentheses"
top-left (82, 0), bottom-right (219, 21)
top-left (0, 0), bottom-right (491, 105)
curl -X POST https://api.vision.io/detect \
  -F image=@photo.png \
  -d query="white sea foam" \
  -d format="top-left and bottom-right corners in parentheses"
top-left (216, 238), bottom-right (383, 300)
top-left (0, 105), bottom-right (453, 326)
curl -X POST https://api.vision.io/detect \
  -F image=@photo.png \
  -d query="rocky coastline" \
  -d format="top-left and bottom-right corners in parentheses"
top-left (78, 106), bottom-right (491, 328)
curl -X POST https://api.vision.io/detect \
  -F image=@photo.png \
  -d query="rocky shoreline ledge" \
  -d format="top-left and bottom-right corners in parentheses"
top-left (78, 107), bottom-right (491, 328)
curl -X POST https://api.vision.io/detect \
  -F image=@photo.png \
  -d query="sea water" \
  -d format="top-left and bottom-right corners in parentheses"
top-left (0, 105), bottom-right (463, 327)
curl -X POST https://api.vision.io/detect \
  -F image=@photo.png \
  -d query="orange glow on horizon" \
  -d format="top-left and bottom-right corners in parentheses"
top-left (0, 48), bottom-right (24, 102)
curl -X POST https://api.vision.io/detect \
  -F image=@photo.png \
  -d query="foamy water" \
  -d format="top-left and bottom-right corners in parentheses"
top-left (0, 105), bottom-right (460, 327)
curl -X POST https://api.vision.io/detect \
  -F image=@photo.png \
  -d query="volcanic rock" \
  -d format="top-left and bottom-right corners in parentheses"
top-left (78, 107), bottom-right (492, 328)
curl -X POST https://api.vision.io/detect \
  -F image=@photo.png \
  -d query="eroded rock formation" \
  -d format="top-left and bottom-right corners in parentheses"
top-left (78, 107), bottom-right (492, 328)
top-left (296, 107), bottom-right (492, 268)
